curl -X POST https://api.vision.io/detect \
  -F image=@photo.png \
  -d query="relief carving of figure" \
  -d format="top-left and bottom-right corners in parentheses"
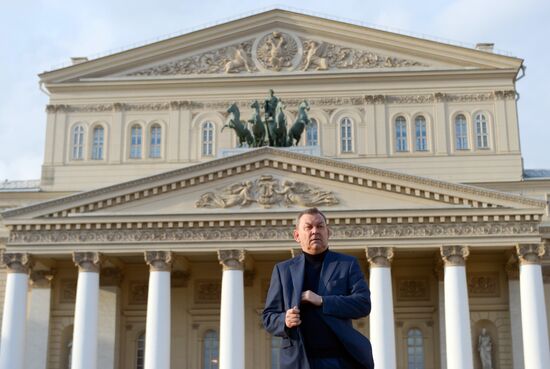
top-left (224, 43), bottom-right (253, 73)
top-left (195, 181), bottom-right (254, 208)
top-left (302, 40), bottom-right (328, 71)
top-left (478, 328), bottom-right (493, 369)
top-left (276, 180), bottom-right (339, 207)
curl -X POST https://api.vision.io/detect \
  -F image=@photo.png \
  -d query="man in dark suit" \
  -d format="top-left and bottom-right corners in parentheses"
top-left (263, 208), bottom-right (374, 369)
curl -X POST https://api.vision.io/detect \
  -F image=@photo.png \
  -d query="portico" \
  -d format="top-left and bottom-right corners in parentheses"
top-left (1, 148), bottom-right (548, 369)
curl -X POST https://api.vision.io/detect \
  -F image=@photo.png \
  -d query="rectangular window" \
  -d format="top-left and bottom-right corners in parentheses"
top-left (395, 119), bottom-right (408, 152)
top-left (149, 126), bottom-right (161, 158)
top-left (130, 126), bottom-right (142, 158)
top-left (415, 117), bottom-right (427, 151)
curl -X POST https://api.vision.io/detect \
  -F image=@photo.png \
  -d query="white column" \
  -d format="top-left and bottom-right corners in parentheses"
top-left (441, 246), bottom-right (473, 369)
top-left (0, 253), bottom-right (31, 369)
top-left (25, 270), bottom-right (54, 369)
top-left (144, 251), bottom-right (172, 369)
top-left (437, 277), bottom-right (447, 369)
top-left (98, 268), bottom-right (122, 369)
top-left (71, 252), bottom-right (102, 369)
top-left (366, 247), bottom-right (396, 369)
top-left (516, 244), bottom-right (550, 369)
top-left (506, 255), bottom-right (524, 369)
top-left (218, 250), bottom-right (246, 369)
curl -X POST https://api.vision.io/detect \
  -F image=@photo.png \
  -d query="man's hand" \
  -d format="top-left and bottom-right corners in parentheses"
top-left (285, 306), bottom-right (301, 328)
top-left (301, 290), bottom-right (323, 306)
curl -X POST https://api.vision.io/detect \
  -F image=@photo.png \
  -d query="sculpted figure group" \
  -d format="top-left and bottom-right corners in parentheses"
top-left (222, 90), bottom-right (311, 148)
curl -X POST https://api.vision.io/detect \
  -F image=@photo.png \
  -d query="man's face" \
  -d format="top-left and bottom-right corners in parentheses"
top-left (293, 213), bottom-right (329, 255)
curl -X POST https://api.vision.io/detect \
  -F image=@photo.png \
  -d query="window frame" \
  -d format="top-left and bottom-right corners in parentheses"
top-left (406, 328), bottom-right (424, 369)
top-left (395, 116), bottom-right (408, 152)
top-left (201, 121), bottom-right (215, 156)
top-left (129, 124), bottom-right (143, 159)
top-left (305, 118), bottom-right (319, 147)
top-left (474, 112), bottom-right (490, 149)
top-left (339, 117), bottom-right (354, 153)
top-left (149, 123), bottom-right (162, 159)
top-left (454, 114), bottom-right (469, 151)
top-left (135, 331), bottom-right (145, 369)
top-left (90, 125), bottom-right (105, 160)
top-left (71, 124), bottom-right (85, 161)
top-left (202, 329), bottom-right (219, 369)
top-left (414, 115), bottom-right (428, 152)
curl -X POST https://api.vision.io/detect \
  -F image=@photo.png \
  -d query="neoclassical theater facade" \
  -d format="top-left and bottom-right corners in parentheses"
top-left (1, 8), bottom-right (549, 369)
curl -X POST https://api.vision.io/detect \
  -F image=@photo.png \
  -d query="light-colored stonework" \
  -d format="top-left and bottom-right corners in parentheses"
top-left (1, 8), bottom-right (549, 369)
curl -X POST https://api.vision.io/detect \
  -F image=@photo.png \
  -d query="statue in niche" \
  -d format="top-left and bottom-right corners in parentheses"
top-left (302, 40), bottom-right (328, 71)
top-left (224, 43), bottom-right (253, 73)
top-left (195, 181), bottom-right (254, 208)
top-left (478, 328), bottom-right (493, 369)
top-left (287, 100), bottom-right (311, 146)
top-left (222, 103), bottom-right (254, 147)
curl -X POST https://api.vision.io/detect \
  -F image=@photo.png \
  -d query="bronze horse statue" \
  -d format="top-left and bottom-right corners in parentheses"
top-left (268, 101), bottom-right (288, 147)
top-left (287, 100), bottom-right (311, 146)
top-left (248, 100), bottom-right (266, 147)
top-left (222, 103), bottom-right (254, 147)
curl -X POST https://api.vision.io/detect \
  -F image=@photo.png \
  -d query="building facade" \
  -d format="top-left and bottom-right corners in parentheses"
top-left (1, 9), bottom-right (549, 369)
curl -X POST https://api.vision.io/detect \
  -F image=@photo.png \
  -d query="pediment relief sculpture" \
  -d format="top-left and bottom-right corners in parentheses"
top-left (195, 175), bottom-right (338, 209)
top-left (126, 31), bottom-right (428, 76)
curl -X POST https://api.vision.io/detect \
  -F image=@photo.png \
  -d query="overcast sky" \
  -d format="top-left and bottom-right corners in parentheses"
top-left (1, 0), bottom-right (549, 180)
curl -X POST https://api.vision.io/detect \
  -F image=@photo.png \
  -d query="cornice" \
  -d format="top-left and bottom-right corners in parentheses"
top-left (44, 90), bottom-right (516, 114)
top-left (2, 148), bottom-right (545, 221)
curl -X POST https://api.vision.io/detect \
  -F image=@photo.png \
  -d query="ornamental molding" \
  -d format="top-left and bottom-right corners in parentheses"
top-left (218, 249), bottom-right (246, 271)
top-left (516, 243), bottom-right (545, 265)
top-left (366, 247), bottom-right (394, 268)
top-left (43, 90), bottom-right (516, 115)
top-left (505, 253), bottom-right (520, 280)
top-left (73, 251), bottom-right (102, 272)
top-left (8, 221), bottom-right (539, 246)
top-left (195, 175), bottom-right (338, 209)
top-left (440, 245), bottom-right (469, 266)
top-left (195, 279), bottom-right (221, 303)
top-left (0, 252), bottom-right (32, 274)
top-left (144, 250), bottom-right (173, 271)
top-left (100, 267), bottom-right (123, 287)
top-left (3, 148), bottom-right (544, 220)
top-left (128, 281), bottom-right (148, 304)
top-left (396, 278), bottom-right (430, 301)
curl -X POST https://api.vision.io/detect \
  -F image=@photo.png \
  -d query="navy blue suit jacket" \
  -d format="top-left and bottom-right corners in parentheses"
top-left (262, 250), bottom-right (374, 369)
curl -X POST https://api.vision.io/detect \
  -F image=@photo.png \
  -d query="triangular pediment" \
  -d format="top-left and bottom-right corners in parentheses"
top-left (39, 9), bottom-right (522, 83)
top-left (3, 148), bottom-right (545, 223)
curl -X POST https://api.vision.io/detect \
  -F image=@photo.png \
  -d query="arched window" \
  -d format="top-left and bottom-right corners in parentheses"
top-left (149, 124), bottom-right (161, 158)
top-left (71, 125), bottom-right (84, 160)
top-left (395, 116), bottom-right (408, 152)
top-left (136, 332), bottom-right (145, 369)
top-left (340, 117), bottom-right (352, 153)
top-left (271, 336), bottom-right (282, 369)
top-left (475, 113), bottom-right (489, 149)
top-left (202, 122), bottom-right (214, 156)
top-left (203, 330), bottom-right (219, 369)
top-left (91, 126), bottom-right (104, 160)
top-left (455, 114), bottom-right (469, 150)
top-left (130, 125), bottom-right (142, 159)
top-left (407, 328), bottom-right (424, 369)
top-left (414, 116), bottom-right (427, 151)
top-left (305, 119), bottom-right (318, 146)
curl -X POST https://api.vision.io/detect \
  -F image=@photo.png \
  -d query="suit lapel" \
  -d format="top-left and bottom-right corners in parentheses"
top-left (289, 253), bottom-right (305, 308)
top-left (318, 251), bottom-right (339, 295)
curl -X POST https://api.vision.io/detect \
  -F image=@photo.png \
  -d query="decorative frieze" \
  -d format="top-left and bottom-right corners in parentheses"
top-left (396, 278), bottom-right (430, 301)
top-left (516, 243), bottom-right (546, 265)
top-left (440, 245), bottom-right (469, 266)
top-left (385, 94), bottom-right (434, 104)
top-left (0, 252), bottom-right (32, 273)
top-left (467, 272), bottom-right (500, 297)
top-left (30, 270), bottom-right (55, 288)
top-left (128, 281), bottom-right (148, 304)
top-left (8, 220), bottom-right (540, 246)
top-left (366, 247), bottom-right (394, 268)
top-left (194, 280), bottom-right (221, 303)
top-left (73, 252), bottom-right (102, 273)
top-left (218, 249), bottom-right (246, 271)
top-left (144, 251), bottom-right (173, 271)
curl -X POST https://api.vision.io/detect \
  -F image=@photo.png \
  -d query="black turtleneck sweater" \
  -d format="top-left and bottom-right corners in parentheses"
top-left (301, 249), bottom-right (345, 358)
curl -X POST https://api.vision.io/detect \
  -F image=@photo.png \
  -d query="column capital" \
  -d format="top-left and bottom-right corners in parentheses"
top-left (516, 243), bottom-right (546, 265)
top-left (30, 269), bottom-right (55, 288)
top-left (218, 249), bottom-right (246, 271)
top-left (0, 252), bottom-right (32, 274)
top-left (505, 252), bottom-right (520, 280)
top-left (145, 251), bottom-right (173, 272)
top-left (366, 247), bottom-right (394, 268)
top-left (73, 252), bottom-right (102, 273)
top-left (440, 245), bottom-right (469, 266)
